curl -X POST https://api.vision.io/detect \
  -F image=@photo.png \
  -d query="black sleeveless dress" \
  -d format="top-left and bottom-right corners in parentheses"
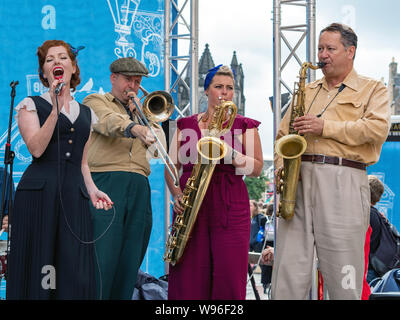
top-left (7, 96), bottom-right (96, 299)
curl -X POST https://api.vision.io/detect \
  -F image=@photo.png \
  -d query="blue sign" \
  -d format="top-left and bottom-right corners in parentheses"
top-left (368, 120), bottom-right (400, 231)
top-left (0, 0), bottom-right (169, 299)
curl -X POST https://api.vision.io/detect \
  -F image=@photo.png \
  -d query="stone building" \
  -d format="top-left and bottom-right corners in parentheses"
top-left (389, 57), bottom-right (400, 115)
top-left (177, 44), bottom-right (245, 116)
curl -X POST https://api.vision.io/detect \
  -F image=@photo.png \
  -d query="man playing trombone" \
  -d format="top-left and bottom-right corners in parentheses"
top-left (83, 57), bottom-right (165, 299)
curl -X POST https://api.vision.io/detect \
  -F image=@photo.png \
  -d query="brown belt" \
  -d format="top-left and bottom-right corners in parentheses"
top-left (301, 154), bottom-right (366, 171)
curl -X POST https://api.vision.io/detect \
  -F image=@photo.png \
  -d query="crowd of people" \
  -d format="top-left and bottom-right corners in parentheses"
top-left (0, 21), bottom-right (398, 300)
top-left (249, 200), bottom-right (274, 294)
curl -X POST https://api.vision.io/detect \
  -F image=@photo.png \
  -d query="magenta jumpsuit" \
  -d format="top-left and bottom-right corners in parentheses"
top-left (168, 114), bottom-right (261, 300)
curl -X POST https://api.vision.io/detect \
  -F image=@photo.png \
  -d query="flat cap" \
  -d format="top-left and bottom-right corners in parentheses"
top-left (110, 57), bottom-right (149, 77)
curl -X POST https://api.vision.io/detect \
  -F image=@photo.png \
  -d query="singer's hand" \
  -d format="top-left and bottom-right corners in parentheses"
top-left (49, 79), bottom-right (65, 110)
top-left (293, 114), bottom-right (324, 136)
top-left (1, 215), bottom-right (8, 233)
top-left (55, 82), bottom-right (64, 95)
top-left (91, 190), bottom-right (113, 211)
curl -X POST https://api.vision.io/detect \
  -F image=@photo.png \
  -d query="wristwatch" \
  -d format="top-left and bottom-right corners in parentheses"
top-left (232, 148), bottom-right (238, 160)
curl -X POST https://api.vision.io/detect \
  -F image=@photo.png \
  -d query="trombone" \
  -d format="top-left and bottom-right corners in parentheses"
top-left (129, 86), bottom-right (180, 187)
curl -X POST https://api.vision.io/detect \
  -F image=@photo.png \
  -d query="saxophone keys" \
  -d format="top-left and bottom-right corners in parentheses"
top-left (181, 200), bottom-right (192, 209)
top-left (175, 216), bottom-right (185, 227)
top-left (167, 236), bottom-right (177, 248)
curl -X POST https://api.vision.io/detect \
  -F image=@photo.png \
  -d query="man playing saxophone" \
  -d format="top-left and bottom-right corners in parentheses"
top-left (164, 65), bottom-right (263, 300)
top-left (272, 23), bottom-right (390, 300)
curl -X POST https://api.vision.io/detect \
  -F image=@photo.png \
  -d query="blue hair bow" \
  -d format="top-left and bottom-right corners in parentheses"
top-left (204, 64), bottom-right (222, 90)
top-left (68, 44), bottom-right (85, 57)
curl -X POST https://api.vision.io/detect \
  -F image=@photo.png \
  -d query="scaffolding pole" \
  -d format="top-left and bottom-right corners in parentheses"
top-left (164, 0), bottom-right (198, 274)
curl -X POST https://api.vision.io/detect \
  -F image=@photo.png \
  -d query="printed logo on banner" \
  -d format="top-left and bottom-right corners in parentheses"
top-left (107, 0), bottom-right (164, 77)
top-left (27, 74), bottom-right (47, 96)
top-left (0, 121), bottom-right (31, 181)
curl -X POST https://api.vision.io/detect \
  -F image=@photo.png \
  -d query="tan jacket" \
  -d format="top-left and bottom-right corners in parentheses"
top-left (276, 69), bottom-right (391, 167)
top-left (84, 92), bottom-right (164, 177)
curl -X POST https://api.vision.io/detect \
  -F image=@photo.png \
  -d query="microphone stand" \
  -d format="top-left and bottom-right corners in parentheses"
top-left (1, 81), bottom-right (18, 299)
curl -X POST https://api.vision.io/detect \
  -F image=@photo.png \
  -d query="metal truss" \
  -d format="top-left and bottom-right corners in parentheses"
top-left (273, 0), bottom-right (316, 128)
top-left (163, 0), bottom-right (198, 273)
top-left (164, 0), bottom-right (199, 118)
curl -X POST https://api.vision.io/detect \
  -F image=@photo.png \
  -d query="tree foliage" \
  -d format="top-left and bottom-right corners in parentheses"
top-left (244, 171), bottom-right (269, 201)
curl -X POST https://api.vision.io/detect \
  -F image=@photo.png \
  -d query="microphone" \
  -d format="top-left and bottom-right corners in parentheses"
top-left (55, 82), bottom-right (65, 95)
top-left (338, 83), bottom-right (346, 93)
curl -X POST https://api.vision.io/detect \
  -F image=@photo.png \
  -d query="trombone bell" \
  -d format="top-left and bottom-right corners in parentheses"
top-left (140, 87), bottom-right (175, 123)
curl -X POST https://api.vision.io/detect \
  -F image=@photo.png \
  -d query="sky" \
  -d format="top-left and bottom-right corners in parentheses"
top-left (195, 0), bottom-right (400, 159)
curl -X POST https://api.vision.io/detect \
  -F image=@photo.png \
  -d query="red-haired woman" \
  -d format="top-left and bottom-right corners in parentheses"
top-left (7, 40), bottom-right (113, 299)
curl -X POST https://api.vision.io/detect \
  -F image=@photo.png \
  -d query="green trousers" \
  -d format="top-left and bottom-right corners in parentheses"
top-left (90, 171), bottom-right (152, 300)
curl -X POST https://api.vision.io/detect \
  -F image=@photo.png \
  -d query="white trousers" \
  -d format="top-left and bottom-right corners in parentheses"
top-left (271, 162), bottom-right (370, 300)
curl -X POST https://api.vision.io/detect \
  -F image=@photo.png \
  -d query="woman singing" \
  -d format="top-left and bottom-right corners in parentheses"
top-left (165, 65), bottom-right (263, 299)
top-left (7, 40), bottom-right (112, 299)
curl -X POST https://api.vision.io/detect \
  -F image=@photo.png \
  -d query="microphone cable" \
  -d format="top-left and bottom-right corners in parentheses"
top-left (55, 93), bottom-right (116, 300)
top-left (316, 83), bottom-right (346, 118)
top-left (305, 83), bottom-right (346, 117)
top-left (55, 93), bottom-right (116, 245)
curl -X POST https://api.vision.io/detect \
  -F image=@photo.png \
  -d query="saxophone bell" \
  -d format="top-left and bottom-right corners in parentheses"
top-left (197, 136), bottom-right (227, 162)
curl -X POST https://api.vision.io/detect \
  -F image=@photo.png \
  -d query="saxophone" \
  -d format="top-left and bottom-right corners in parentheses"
top-left (275, 62), bottom-right (325, 220)
top-left (164, 100), bottom-right (237, 266)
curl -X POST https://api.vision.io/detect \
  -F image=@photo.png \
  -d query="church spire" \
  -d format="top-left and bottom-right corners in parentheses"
top-left (199, 44), bottom-right (215, 88)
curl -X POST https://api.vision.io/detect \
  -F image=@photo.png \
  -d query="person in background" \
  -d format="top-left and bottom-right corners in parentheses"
top-left (261, 246), bottom-right (274, 266)
top-left (249, 200), bottom-right (266, 253)
top-left (367, 175), bottom-right (386, 283)
top-left (260, 203), bottom-right (274, 294)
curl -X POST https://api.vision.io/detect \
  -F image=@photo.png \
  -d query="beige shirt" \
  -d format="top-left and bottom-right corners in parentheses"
top-left (84, 92), bottom-right (164, 177)
top-left (276, 69), bottom-right (391, 167)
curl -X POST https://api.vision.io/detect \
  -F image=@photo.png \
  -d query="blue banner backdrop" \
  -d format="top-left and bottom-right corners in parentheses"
top-left (0, 0), bottom-right (168, 299)
top-left (368, 142), bottom-right (400, 231)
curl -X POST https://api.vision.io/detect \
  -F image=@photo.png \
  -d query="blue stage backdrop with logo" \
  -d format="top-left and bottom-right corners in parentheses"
top-left (0, 0), bottom-right (168, 298)
top-left (368, 116), bottom-right (400, 231)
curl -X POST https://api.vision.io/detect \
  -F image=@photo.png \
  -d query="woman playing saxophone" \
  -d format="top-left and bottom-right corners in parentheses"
top-left (164, 65), bottom-right (263, 300)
